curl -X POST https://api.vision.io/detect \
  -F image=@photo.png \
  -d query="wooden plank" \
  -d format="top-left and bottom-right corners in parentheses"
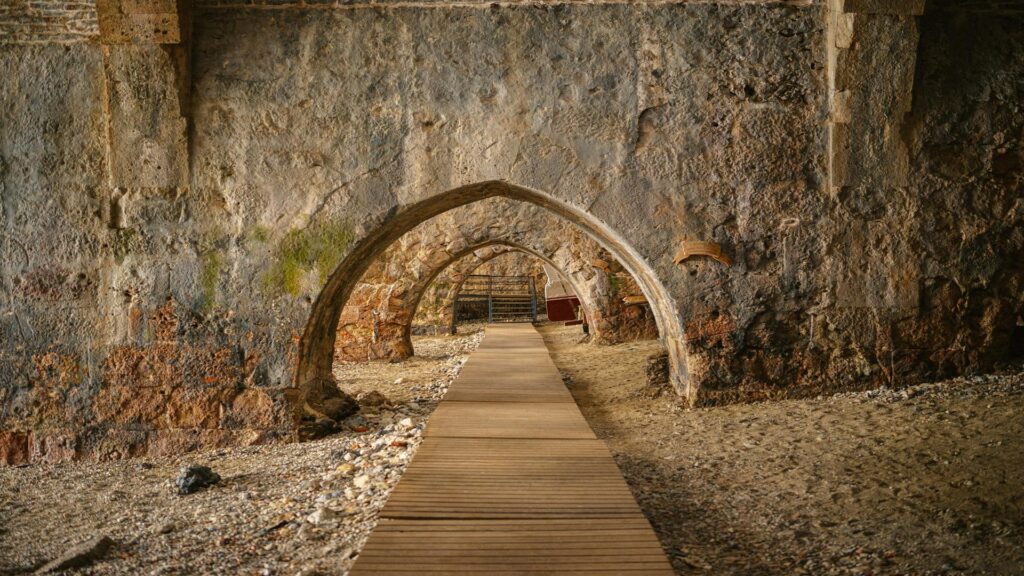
top-left (444, 370), bottom-right (573, 402)
top-left (354, 519), bottom-right (673, 574)
top-left (412, 437), bottom-right (612, 458)
top-left (445, 384), bottom-right (572, 403)
top-left (425, 402), bottom-right (596, 439)
top-left (349, 324), bottom-right (673, 576)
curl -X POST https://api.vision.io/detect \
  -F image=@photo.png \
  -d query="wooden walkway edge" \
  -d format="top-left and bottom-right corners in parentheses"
top-left (350, 324), bottom-right (674, 575)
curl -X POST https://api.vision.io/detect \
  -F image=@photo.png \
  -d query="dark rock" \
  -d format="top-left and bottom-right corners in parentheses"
top-left (175, 464), bottom-right (221, 495)
top-left (645, 351), bottom-right (670, 391)
top-left (35, 535), bottom-right (114, 573)
top-left (298, 418), bottom-right (340, 441)
top-left (303, 376), bottom-right (360, 422)
top-left (320, 396), bottom-right (359, 420)
top-left (357, 390), bottom-right (390, 408)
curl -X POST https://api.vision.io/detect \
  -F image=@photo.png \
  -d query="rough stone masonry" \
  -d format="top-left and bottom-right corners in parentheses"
top-left (0, 0), bottom-right (1021, 464)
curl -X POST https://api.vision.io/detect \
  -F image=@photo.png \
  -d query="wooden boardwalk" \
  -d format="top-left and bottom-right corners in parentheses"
top-left (350, 324), bottom-right (674, 575)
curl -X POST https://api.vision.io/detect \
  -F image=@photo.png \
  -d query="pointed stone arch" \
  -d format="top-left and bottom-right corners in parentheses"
top-left (333, 201), bottom-right (614, 362)
top-left (400, 240), bottom-right (600, 346)
top-left (297, 181), bottom-right (689, 417)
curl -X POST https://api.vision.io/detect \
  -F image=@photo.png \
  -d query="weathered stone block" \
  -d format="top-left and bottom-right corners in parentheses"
top-left (91, 428), bottom-right (149, 461)
top-left (842, 0), bottom-right (926, 15)
top-left (105, 44), bottom-right (189, 189)
top-left (222, 388), bottom-right (289, 429)
top-left (29, 429), bottom-right (81, 463)
top-left (0, 431), bottom-right (31, 465)
top-left (93, 385), bottom-right (171, 428)
top-left (166, 387), bottom-right (233, 428)
top-left (97, 0), bottom-right (183, 44)
top-left (103, 344), bottom-right (182, 389)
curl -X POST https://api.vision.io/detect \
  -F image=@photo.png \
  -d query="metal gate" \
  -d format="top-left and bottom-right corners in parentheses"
top-left (454, 275), bottom-right (537, 324)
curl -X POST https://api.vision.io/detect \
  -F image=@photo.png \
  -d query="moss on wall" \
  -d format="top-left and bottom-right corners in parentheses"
top-left (197, 249), bottom-right (222, 313)
top-left (248, 225), bottom-right (271, 244)
top-left (264, 221), bottom-right (352, 297)
top-left (111, 228), bottom-right (139, 264)
top-left (608, 274), bottom-right (624, 295)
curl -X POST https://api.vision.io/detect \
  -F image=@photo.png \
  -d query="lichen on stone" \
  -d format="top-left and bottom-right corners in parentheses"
top-left (264, 221), bottom-right (353, 297)
top-left (111, 228), bottom-right (139, 264)
top-left (197, 249), bottom-right (222, 314)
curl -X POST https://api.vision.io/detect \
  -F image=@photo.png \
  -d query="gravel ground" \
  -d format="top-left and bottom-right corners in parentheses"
top-left (538, 322), bottom-right (1024, 576)
top-left (4, 323), bottom-right (1022, 576)
top-left (0, 330), bottom-right (483, 576)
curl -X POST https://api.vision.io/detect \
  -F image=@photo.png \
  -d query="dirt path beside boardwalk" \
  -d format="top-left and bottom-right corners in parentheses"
top-left (539, 322), bottom-right (1024, 576)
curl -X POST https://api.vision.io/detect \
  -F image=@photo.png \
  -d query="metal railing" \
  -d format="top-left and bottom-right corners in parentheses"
top-left (454, 275), bottom-right (538, 324)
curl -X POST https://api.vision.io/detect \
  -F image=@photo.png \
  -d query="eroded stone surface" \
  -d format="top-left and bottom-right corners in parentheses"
top-left (0, 1), bottom-right (1021, 463)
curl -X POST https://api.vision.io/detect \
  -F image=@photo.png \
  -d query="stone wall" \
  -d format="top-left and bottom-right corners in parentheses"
top-left (591, 253), bottom-right (661, 343)
top-left (901, 6), bottom-right (1024, 378)
top-left (0, 1), bottom-right (99, 44)
top-left (0, 0), bottom-right (296, 465)
top-left (473, 251), bottom-right (547, 293)
top-left (1, 0), bottom-right (1021, 464)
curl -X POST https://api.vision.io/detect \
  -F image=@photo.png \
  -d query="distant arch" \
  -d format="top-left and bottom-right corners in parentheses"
top-left (401, 240), bottom-right (598, 347)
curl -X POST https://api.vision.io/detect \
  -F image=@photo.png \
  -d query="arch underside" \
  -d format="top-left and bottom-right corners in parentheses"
top-left (402, 240), bottom-right (601, 346)
top-left (333, 207), bottom-right (614, 362)
top-left (424, 248), bottom-right (565, 336)
top-left (297, 181), bottom-right (689, 423)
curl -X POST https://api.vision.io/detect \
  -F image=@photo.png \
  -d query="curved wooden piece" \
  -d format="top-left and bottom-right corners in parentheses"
top-left (673, 240), bottom-right (733, 266)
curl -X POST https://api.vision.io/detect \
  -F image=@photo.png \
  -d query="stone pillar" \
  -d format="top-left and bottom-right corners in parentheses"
top-left (827, 0), bottom-right (925, 192)
top-left (97, 0), bottom-right (190, 194)
top-left (821, 0), bottom-right (929, 390)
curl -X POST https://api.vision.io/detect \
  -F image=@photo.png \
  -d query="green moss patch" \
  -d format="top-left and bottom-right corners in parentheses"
top-left (264, 221), bottom-right (353, 297)
top-left (197, 249), bottom-right (222, 313)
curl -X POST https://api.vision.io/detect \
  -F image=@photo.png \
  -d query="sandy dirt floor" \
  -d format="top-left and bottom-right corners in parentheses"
top-left (537, 322), bottom-right (1024, 576)
top-left (0, 330), bottom-right (483, 576)
top-left (3, 323), bottom-right (1022, 576)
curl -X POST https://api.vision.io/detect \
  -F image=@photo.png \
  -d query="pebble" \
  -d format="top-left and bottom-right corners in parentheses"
top-left (306, 507), bottom-right (346, 525)
top-left (174, 464), bottom-right (221, 495)
top-left (1, 331), bottom-right (487, 576)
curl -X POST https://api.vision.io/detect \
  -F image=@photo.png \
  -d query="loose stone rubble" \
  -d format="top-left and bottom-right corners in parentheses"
top-left (0, 331), bottom-right (482, 575)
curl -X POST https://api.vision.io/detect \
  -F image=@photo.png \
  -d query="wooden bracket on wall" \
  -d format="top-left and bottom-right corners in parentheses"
top-left (673, 241), bottom-right (733, 267)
